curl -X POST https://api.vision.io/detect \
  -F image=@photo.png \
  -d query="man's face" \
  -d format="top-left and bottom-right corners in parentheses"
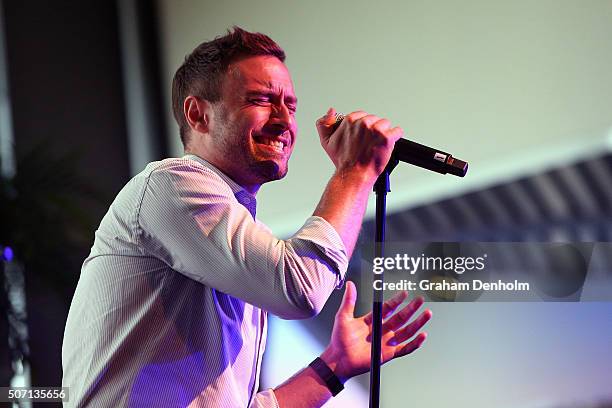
top-left (206, 55), bottom-right (298, 193)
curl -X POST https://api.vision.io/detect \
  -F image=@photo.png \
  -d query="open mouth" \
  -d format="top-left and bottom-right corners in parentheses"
top-left (254, 135), bottom-right (288, 154)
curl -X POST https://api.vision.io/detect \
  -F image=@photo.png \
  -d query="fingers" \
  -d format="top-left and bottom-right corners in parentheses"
top-left (344, 110), bottom-right (369, 123)
top-left (317, 107), bottom-right (403, 176)
top-left (316, 107), bottom-right (337, 130)
top-left (316, 109), bottom-right (369, 133)
top-left (316, 109), bottom-right (372, 143)
top-left (382, 296), bottom-right (424, 332)
top-left (336, 280), bottom-right (357, 319)
top-left (315, 108), bottom-right (338, 142)
top-left (373, 118), bottom-right (392, 133)
top-left (389, 309), bottom-right (432, 345)
top-left (364, 290), bottom-right (408, 325)
top-left (386, 126), bottom-right (404, 143)
top-left (346, 113), bottom-right (402, 150)
top-left (317, 109), bottom-right (400, 140)
top-left (393, 332), bottom-right (428, 358)
top-left (346, 114), bottom-right (388, 135)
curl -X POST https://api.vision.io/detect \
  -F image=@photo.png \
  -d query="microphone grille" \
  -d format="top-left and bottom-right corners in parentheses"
top-left (331, 113), bottom-right (345, 132)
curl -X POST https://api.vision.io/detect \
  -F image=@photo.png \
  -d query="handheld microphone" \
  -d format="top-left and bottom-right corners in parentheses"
top-left (331, 114), bottom-right (468, 177)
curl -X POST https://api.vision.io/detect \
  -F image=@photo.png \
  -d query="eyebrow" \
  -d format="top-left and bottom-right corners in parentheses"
top-left (246, 83), bottom-right (298, 104)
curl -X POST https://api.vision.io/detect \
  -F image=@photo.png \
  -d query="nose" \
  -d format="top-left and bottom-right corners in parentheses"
top-left (269, 102), bottom-right (292, 132)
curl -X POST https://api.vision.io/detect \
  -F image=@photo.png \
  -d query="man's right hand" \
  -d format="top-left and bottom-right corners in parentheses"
top-left (312, 108), bottom-right (404, 259)
top-left (316, 108), bottom-right (404, 184)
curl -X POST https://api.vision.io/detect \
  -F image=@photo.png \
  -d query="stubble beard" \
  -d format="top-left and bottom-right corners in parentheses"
top-left (248, 144), bottom-right (289, 183)
top-left (214, 106), bottom-right (289, 186)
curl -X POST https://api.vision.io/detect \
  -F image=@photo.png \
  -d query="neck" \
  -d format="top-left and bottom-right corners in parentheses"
top-left (239, 181), bottom-right (260, 196)
top-left (185, 150), bottom-right (261, 196)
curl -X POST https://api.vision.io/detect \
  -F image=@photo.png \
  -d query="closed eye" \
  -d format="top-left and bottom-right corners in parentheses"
top-left (246, 92), bottom-right (297, 113)
top-left (249, 97), bottom-right (270, 105)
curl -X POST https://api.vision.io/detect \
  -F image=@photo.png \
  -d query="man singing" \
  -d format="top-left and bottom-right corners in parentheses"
top-left (62, 26), bottom-right (431, 407)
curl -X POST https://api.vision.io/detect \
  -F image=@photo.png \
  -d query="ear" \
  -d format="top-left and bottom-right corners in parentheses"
top-left (183, 95), bottom-right (213, 134)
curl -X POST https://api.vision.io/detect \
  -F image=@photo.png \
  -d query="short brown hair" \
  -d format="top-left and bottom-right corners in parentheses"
top-left (171, 26), bottom-right (286, 146)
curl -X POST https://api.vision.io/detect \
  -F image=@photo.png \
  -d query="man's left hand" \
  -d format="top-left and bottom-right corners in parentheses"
top-left (320, 281), bottom-right (432, 382)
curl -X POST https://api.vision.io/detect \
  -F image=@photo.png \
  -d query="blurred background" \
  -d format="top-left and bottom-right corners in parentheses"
top-left (1, 0), bottom-right (611, 407)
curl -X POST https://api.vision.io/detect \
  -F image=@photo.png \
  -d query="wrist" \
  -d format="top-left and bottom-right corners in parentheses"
top-left (332, 168), bottom-right (376, 190)
top-left (319, 346), bottom-right (348, 384)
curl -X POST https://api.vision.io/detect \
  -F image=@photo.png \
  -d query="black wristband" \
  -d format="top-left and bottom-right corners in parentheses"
top-left (308, 357), bottom-right (344, 396)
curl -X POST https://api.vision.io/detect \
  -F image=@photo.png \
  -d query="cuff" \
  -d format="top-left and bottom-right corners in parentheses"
top-left (249, 388), bottom-right (279, 408)
top-left (296, 216), bottom-right (349, 288)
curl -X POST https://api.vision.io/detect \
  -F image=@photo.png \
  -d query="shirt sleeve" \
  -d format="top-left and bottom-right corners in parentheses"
top-left (249, 389), bottom-right (279, 408)
top-left (137, 160), bottom-right (348, 319)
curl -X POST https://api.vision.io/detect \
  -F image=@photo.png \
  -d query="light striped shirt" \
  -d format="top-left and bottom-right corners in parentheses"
top-left (62, 154), bottom-right (348, 407)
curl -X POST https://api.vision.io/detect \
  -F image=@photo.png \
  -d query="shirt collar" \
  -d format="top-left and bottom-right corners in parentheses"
top-left (183, 154), bottom-right (258, 220)
top-left (183, 154), bottom-right (245, 195)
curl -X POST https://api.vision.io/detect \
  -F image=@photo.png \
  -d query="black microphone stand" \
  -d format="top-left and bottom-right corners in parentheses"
top-left (369, 156), bottom-right (399, 408)
top-left (328, 113), bottom-right (467, 406)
